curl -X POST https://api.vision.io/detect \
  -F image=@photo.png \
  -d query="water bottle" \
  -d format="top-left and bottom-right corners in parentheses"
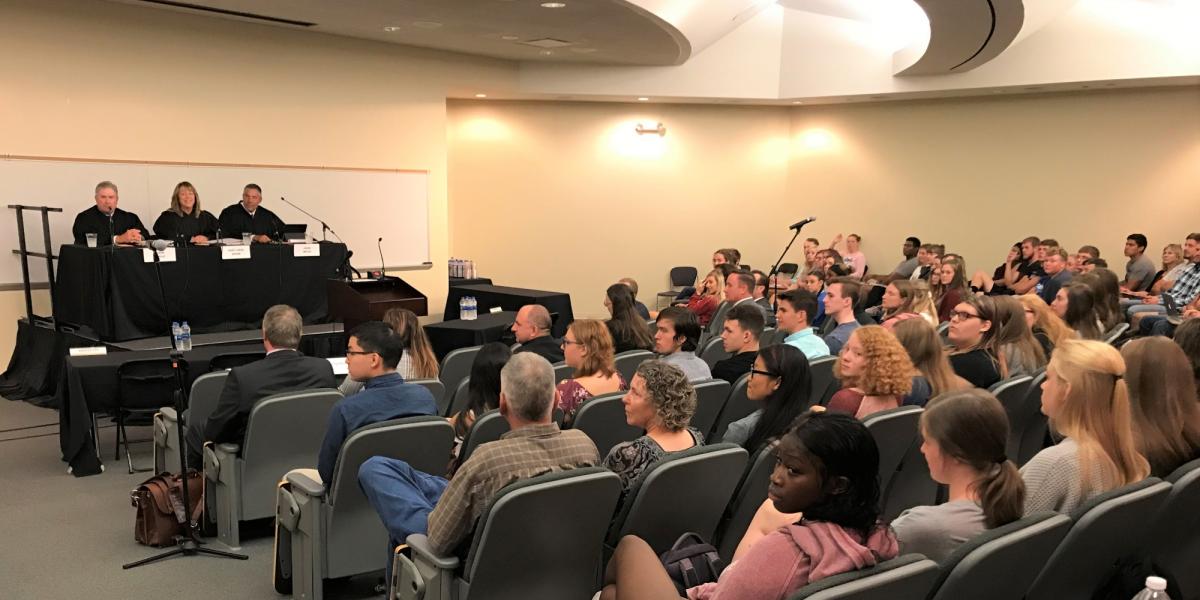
top-left (466, 296), bottom-right (478, 320)
top-left (458, 296), bottom-right (468, 319)
top-left (180, 321), bottom-right (193, 352)
top-left (1132, 576), bottom-right (1170, 600)
top-left (467, 259), bottom-right (476, 279)
top-left (1035, 281), bottom-right (1045, 297)
top-left (171, 321), bottom-right (182, 350)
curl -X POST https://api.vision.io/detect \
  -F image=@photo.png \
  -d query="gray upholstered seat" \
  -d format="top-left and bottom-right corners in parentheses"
top-left (1015, 370), bottom-right (1048, 466)
top-left (987, 375), bottom-right (1033, 461)
top-left (926, 512), bottom-right (1071, 600)
top-left (458, 409), bottom-right (509, 464)
top-left (861, 405), bottom-right (922, 495)
top-left (408, 379), bottom-right (446, 415)
top-left (1152, 458), bottom-right (1200, 600)
top-left (787, 554), bottom-right (940, 600)
top-left (614, 350), bottom-right (654, 384)
top-left (689, 378), bottom-right (732, 438)
top-left (808, 356), bottom-right (839, 407)
top-left (700, 336), bottom-right (731, 368)
top-left (715, 444), bottom-right (775, 559)
top-left (572, 391), bottom-right (641, 458)
top-left (709, 373), bottom-right (754, 442)
top-left (155, 370), bottom-right (228, 473)
top-left (438, 346), bottom-right (480, 413)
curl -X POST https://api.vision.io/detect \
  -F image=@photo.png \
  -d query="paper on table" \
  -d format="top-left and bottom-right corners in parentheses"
top-left (326, 356), bottom-right (348, 376)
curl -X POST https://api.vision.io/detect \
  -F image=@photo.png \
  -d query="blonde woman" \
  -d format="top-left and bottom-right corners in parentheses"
top-left (339, 307), bottom-right (438, 396)
top-left (555, 319), bottom-right (627, 423)
top-left (1017, 294), bottom-right (1075, 356)
top-left (991, 296), bottom-right (1047, 379)
top-left (1120, 337), bottom-right (1200, 477)
top-left (1021, 339), bottom-right (1150, 514)
top-left (893, 318), bottom-right (967, 398)
top-left (152, 181), bottom-right (219, 244)
top-left (828, 325), bottom-right (915, 419)
top-left (1127, 244), bottom-right (1188, 299)
top-left (685, 269), bottom-right (725, 327)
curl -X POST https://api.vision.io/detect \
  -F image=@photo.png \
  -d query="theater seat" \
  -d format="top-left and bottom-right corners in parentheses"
top-left (788, 554), bottom-right (940, 600)
top-left (155, 370), bottom-right (228, 473)
top-left (926, 512), bottom-right (1071, 600)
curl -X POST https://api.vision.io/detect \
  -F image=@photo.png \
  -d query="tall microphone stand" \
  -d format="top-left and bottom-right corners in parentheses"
top-left (123, 244), bottom-right (248, 569)
top-left (278, 196), bottom-right (343, 243)
top-left (768, 224), bottom-right (809, 313)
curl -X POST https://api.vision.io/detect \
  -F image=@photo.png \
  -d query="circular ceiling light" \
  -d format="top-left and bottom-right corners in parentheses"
top-left (475, 94), bottom-right (488, 98)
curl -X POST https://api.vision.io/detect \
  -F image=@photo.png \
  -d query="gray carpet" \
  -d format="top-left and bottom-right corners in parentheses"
top-left (0, 397), bottom-right (382, 599)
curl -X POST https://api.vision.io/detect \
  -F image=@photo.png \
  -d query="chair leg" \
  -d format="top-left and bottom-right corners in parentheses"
top-left (115, 411), bottom-right (124, 461)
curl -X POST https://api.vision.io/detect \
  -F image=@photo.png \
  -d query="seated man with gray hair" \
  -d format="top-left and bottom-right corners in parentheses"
top-left (358, 352), bottom-right (600, 567)
top-left (185, 304), bottom-right (336, 468)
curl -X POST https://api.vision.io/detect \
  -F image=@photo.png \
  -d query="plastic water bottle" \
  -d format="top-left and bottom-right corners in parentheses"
top-left (1132, 576), bottom-right (1170, 600)
top-left (467, 260), bottom-right (476, 279)
top-left (171, 321), bottom-right (182, 350)
top-left (466, 296), bottom-right (478, 320)
top-left (459, 296), bottom-right (468, 320)
top-left (180, 321), bottom-right (193, 352)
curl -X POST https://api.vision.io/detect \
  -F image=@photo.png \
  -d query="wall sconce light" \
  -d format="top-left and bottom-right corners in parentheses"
top-left (635, 122), bottom-right (667, 137)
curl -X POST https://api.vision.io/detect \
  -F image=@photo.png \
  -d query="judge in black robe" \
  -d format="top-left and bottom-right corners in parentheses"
top-left (72, 182), bottom-right (148, 246)
top-left (153, 181), bottom-right (219, 243)
top-left (217, 184), bottom-right (284, 242)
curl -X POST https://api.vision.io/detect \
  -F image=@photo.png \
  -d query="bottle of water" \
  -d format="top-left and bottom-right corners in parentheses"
top-left (171, 321), bottom-right (182, 350)
top-left (467, 259), bottom-right (476, 279)
top-left (1132, 576), bottom-right (1170, 600)
top-left (1035, 281), bottom-right (1045, 297)
top-left (466, 296), bottom-right (477, 320)
top-left (180, 321), bottom-right (193, 352)
top-left (453, 258), bottom-right (461, 278)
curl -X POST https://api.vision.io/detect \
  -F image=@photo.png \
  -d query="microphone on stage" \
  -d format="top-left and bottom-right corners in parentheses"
top-left (789, 217), bottom-right (816, 231)
top-left (280, 195), bottom-right (343, 243)
top-left (150, 239), bottom-right (172, 251)
top-left (377, 237), bottom-right (386, 279)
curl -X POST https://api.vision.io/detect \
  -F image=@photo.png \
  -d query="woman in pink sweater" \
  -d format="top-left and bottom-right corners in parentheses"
top-left (599, 412), bottom-right (898, 600)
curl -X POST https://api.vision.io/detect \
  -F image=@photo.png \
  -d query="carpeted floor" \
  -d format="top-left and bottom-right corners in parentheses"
top-left (0, 397), bottom-right (382, 599)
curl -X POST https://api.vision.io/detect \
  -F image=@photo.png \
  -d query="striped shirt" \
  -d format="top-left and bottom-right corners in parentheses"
top-left (1166, 262), bottom-right (1200, 306)
top-left (426, 422), bottom-right (599, 554)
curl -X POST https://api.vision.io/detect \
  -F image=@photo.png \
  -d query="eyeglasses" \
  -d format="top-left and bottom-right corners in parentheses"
top-left (561, 339), bottom-right (584, 347)
top-left (750, 368), bottom-right (779, 378)
top-left (345, 349), bottom-right (376, 356)
top-left (948, 310), bottom-right (982, 322)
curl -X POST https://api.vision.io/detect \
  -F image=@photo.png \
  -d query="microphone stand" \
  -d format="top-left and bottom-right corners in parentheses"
top-left (278, 196), bottom-right (343, 243)
top-left (768, 225), bottom-right (808, 313)
top-left (123, 247), bottom-right (248, 569)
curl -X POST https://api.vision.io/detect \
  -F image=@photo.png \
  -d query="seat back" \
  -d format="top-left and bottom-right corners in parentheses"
top-left (240, 389), bottom-right (342, 519)
top-left (444, 377), bottom-right (471, 418)
top-left (458, 409), bottom-right (510, 464)
top-left (700, 336), bottom-right (731, 368)
top-left (326, 416), bottom-right (454, 577)
top-left (1102, 322), bottom-right (1129, 345)
top-left (1151, 458), bottom-right (1200, 599)
top-left (1015, 370), bottom-right (1049, 466)
top-left (988, 376), bottom-right (1033, 461)
top-left (1026, 478), bottom-right (1171, 600)
top-left (187, 371), bottom-right (229, 428)
top-left (709, 373), bottom-right (754, 442)
top-left (438, 345), bottom-right (480, 401)
top-left (928, 512), bottom-right (1072, 600)
top-left (690, 379), bottom-right (732, 437)
top-left (880, 430), bottom-right (939, 521)
top-left (861, 406), bottom-right (922, 495)
top-left (788, 555), bottom-right (940, 600)
top-left (808, 356), bottom-right (838, 408)
top-left (762, 327), bottom-right (784, 346)
top-left (117, 358), bottom-right (184, 411)
top-left (572, 392), bottom-right (641, 458)
top-left (408, 379), bottom-right (445, 414)
top-left (552, 362), bottom-right (575, 384)
top-left (209, 351), bottom-right (265, 371)
top-left (669, 266), bottom-right (699, 288)
top-left (614, 350), bottom-right (654, 384)
top-left (462, 468), bottom-right (622, 600)
top-left (609, 443), bottom-right (748, 553)
top-left (716, 445), bottom-right (776, 559)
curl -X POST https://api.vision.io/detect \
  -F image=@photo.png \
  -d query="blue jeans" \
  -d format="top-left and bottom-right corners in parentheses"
top-left (358, 456), bottom-right (449, 580)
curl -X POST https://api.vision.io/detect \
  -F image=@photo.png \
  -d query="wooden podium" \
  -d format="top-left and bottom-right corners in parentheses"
top-left (327, 277), bottom-right (427, 332)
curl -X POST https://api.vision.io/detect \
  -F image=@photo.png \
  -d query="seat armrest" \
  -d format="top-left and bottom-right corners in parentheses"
top-left (286, 471), bottom-right (326, 497)
top-left (160, 406), bottom-right (178, 422)
top-left (216, 442), bottom-right (240, 454)
top-left (406, 534), bottom-right (460, 570)
top-left (202, 444), bottom-right (219, 480)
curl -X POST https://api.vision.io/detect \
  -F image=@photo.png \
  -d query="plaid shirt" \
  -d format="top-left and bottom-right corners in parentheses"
top-left (1166, 262), bottom-right (1200, 306)
top-left (426, 422), bottom-right (599, 555)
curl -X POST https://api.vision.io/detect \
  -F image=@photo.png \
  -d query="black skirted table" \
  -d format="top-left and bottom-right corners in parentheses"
top-left (442, 284), bottom-right (573, 338)
top-left (423, 311), bottom-right (519, 360)
top-left (54, 242), bottom-right (347, 342)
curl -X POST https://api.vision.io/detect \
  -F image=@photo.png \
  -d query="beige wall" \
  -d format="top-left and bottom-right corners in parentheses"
top-left (0, 0), bottom-right (514, 365)
top-left (448, 87), bottom-right (1200, 320)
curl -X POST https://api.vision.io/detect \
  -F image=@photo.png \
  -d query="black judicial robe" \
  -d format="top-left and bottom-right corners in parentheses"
top-left (153, 209), bottom-right (220, 241)
top-left (72, 206), bottom-right (149, 246)
top-left (217, 203), bottom-right (285, 239)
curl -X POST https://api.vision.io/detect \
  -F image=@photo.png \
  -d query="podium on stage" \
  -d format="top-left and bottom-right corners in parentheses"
top-left (326, 277), bottom-right (427, 331)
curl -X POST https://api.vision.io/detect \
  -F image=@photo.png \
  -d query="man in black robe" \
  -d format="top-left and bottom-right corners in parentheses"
top-left (71, 181), bottom-right (149, 246)
top-left (217, 183), bottom-right (285, 243)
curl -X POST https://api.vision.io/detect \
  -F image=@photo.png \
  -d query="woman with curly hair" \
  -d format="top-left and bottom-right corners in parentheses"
top-left (603, 360), bottom-right (703, 494)
top-left (828, 325), bottom-right (915, 419)
top-left (1017, 294), bottom-right (1074, 357)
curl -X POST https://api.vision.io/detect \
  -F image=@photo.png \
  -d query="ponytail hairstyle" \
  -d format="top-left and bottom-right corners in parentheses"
top-left (921, 389), bottom-right (1025, 528)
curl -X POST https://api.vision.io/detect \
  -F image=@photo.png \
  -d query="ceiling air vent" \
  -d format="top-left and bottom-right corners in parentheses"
top-left (134, 0), bottom-right (316, 27)
top-left (520, 38), bottom-right (574, 49)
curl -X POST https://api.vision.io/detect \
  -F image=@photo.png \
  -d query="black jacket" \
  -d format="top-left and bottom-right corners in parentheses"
top-left (712, 350), bottom-right (758, 385)
top-left (515, 334), bottom-right (564, 364)
top-left (217, 203), bottom-right (285, 239)
top-left (153, 209), bottom-right (220, 241)
top-left (202, 349), bottom-right (337, 446)
top-left (72, 206), bottom-right (148, 246)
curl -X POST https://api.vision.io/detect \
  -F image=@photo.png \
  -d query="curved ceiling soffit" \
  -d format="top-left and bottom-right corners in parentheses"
top-left (614, 0), bottom-right (693, 66)
top-left (618, 0), bottom-right (777, 66)
top-left (895, 0), bottom-right (1025, 76)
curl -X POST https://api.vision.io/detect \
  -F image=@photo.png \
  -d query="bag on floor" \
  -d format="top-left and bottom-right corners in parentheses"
top-left (660, 532), bottom-right (726, 594)
top-left (131, 470), bottom-right (203, 547)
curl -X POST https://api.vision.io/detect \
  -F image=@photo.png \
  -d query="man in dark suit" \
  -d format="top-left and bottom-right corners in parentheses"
top-left (217, 183), bottom-right (285, 242)
top-left (185, 304), bottom-right (336, 467)
top-left (711, 303), bottom-right (764, 384)
top-left (71, 180), bottom-right (149, 246)
top-left (510, 304), bottom-right (563, 363)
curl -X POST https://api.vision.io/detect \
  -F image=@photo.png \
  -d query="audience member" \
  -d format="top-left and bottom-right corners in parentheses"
top-left (685, 269), bottom-right (724, 327)
top-left (604, 361), bottom-right (703, 494)
top-left (653, 307), bottom-right (712, 381)
top-left (1017, 294), bottom-right (1074, 356)
top-left (72, 180), bottom-right (148, 246)
top-left (829, 233), bottom-right (867, 278)
top-left (912, 243), bottom-right (943, 282)
top-left (934, 257), bottom-right (969, 323)
top-left (1052, 283), bottom-right (1103, 340)
top-left (1008, 237), bottom-right (1045, 295)
top-left (750, 269), bottom-right (778, 325)
top-left (1080, 257), bottom-right (1107, 273)
top-left (891, 389), bottom-right (1025, 563)
top-left (893, 319), bottom-right (966, 398)
top-left (991, 296), bottom-right (1047, 379)
top-left (1120, 338), bottom-right (1200, 477)
top-left (1077, 269), bottom-right (1122, 333)
top-left (775, 289), bottom-right (831, 360)
top-left (802, 269), bottom-right (828, 326)
top-left (709, 270), bottom-right (763, 336)
top-left (1175, 319), bottom-right (1200, 390)
top-left (1126, 233), bottom-right (1200, 319)
top-left (1021, 339), bottom-right (1149, 514)
top-left (1037, 248), bottom-right (1072, 306)
top-left (868, 236), bottom-right (920, 283)
top-left (803, 238), bottom-right (821, 274)
top-left (618, 277), bottom-right (652, 320)
top-left (318, 322), bottom-right (437, 483)
top-left (712, 304), bottom-right (765, 384)
top-left (217, 183), bottom-right (285, 242)
top-left (510, 304), bottom-right (564, 363)
top-left (822, 278), bottom-right (863, 355)
top-left (339, 307), bottom-right (439, 396)
top-left (880, 279), bottom-right (937, 329)
top-left (556, 319), bottom-right (627, 423)
top-left (971, 243), bottom-right (1022, 294)
top-left (723, 344), bottom-right (812, 451)
top-left (359, 353), bottom-right (599, 567)
top-left (713, 248), bottom-right (741, 268)
top-left (605, 283), bottom-right (655, 353)
top-left (449, 342), bottom-right (511, 449)
top-left (946, 295), bottom-right (1002, 389)
top-left (1075, 245), bottom-right (1100, 271)
top-left (186, 304), bottom-right (336, 467)
top-left (152, 181), bottom-right (219, 244)
top-left (1138, 243), bottom-right (1190, 298)
top-left (601, 412), bottom-right (897, 600)
top-left (828, 326), bottom-right (914, 418)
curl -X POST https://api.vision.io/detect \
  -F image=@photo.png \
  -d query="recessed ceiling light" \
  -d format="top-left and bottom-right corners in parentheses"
top-left (540, 2), bottom-right (567, 7)
top-left (475, 94), bottom-right (488, 98)
top-left (412, 21), bottom-right (443, 29)
top-left (792, 101), bottom-right (803, 104)
top-left (570, 47), bottom-right (597, 53)
top-left (539, 50), bottom-right (554, 56)
top-left (637, 97), bottom-right (649, 101)
top-left (383, 26), bottom-right (402, 32)
top-left (500, 34), bottom-right (520, 41)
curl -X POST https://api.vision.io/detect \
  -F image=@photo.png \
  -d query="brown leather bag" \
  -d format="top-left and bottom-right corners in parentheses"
top-left (131, 470), bottom-right (204, 547)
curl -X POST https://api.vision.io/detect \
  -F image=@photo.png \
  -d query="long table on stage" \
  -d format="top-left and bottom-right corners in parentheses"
top-left (424, 311), bottom-right (518, 360)
top-left (443, 284), bottom-right (573, 338)
top-left (54, 242), bottom-right (347, 342)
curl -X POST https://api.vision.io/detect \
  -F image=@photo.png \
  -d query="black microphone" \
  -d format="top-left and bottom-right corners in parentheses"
top-left (789, 217), bottom-right (817, 231)
top-left (377, 237), bottom-right (386, 279)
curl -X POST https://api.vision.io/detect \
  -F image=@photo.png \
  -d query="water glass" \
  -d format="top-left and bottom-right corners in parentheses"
top-left (85, 233), bottom-right (97, 248)
top-left (242, 232), bottom-right (253, 246)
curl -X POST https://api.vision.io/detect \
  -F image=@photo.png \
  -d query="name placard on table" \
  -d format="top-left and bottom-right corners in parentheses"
top-left (293, 243), bottom-right (320, 258)
top-left (142, 247), bottom-right (177, 263)
top-left (221, 245), bottom-right (252, 260)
